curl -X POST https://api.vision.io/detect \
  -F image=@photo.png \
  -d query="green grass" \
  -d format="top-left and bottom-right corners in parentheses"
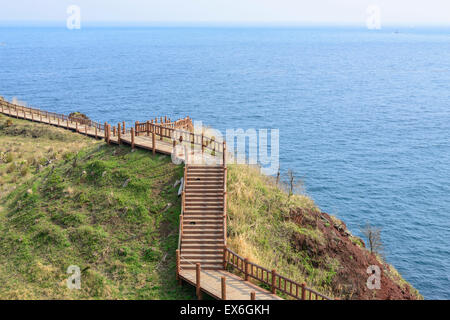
top-left (226, 165), bottom-right (421, 299)
top-left (226, 164), bottom-right (335, 295)
top-left (0, 115), bottom-right (195, 299)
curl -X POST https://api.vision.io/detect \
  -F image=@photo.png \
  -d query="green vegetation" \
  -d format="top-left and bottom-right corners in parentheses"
top-left (226, 164), bottom-right (336, 296)
top-left (226, 164), bottom-right (422, 299)
top-left (0, 114), bottom-right (420, 300)
top-left (0, 116), bottom-right (194, 299)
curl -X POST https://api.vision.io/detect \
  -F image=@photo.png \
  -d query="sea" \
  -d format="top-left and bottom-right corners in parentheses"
top-left (0, 25), bottom-right (449, 299)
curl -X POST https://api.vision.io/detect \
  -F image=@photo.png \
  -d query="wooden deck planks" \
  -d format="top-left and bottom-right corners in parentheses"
top-left (0, 106), bottom-right (213, 162)
top-left (179, 269), bottom-right (283, 300)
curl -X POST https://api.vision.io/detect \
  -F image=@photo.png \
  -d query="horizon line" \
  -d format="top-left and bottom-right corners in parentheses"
top-left (1, 20), bottom-right (450, 28)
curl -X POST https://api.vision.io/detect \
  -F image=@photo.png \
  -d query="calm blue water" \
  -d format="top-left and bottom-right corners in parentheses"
top-left (0, 26), bottom-right (449, 299)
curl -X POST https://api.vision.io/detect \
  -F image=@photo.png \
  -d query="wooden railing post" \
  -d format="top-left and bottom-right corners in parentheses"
top-left (182, 191), bottom-right (185, 213)
top-left (122, 121), bottom-right (125, 134)
top-left (146, 120), bottom-right (150, 136)
top-left (251, 292), bottom-right (256, 300)
top-left (196, 263), bottom-right (202, 300)
top-left (107, 124), bottom-right (111, 144)
top-left (223, 190), bottom-right (227, 245)
top-left (223, 246), bottom-right (227, 269)
top-left (244, 258), bottom-right (249, 281)
top-left (271, 269), bottom-right (276, 294)
top-left (224, 167), bottom-right (228, 189)
top-left (104, 122), bottom-right (108, 142)
top-left (201, 133), bottom-right (204, 153)
top-left (131, 127), bottom-right (135, 149)
top-left (301, 283), bottom-right (306, 300)
top-left (135, 121), bottom-right (139, 137)
top-left (180, 215), bottom-right (184, 235)
top-left (176, 249), bottom-right (180, 282)
top-left (223, 141), bottom-right (227, 166)
top-left (221, 276), bottom-right (226, 300)
top-left (152, 129), bottom-right (156, 155)
top-left (117, 123), bottom-right (121, 145)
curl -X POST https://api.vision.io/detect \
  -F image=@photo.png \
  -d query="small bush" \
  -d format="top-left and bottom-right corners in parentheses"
top-left (6, 163), bottom-right (16, 173)
top-left (33, 222), bottom-right (68, 247)
top-left (5, 153), bottom-right (13, 163)
top-left (20, 165), bottom-right (29, 176)
top-left (69, 226), bottom-right (108, 259)
top-left (63, 152), bottom-right (74, 161)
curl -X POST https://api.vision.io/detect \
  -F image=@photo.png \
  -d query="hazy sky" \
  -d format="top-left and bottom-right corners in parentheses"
top-left (1, 0), bottom-right (449, 26)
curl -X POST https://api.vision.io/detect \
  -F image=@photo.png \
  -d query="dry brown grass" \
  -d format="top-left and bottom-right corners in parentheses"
top-left (0, 115), bottom-right (99, 199)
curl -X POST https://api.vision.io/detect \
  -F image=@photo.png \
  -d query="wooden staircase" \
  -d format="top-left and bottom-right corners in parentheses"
top-left (180, 165), bottom-right (226, 270)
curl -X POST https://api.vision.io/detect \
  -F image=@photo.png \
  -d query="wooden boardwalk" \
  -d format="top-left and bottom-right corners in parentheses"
top-left (177, 164), bottom-right (281, 300)
top-left (0, 99), bottom-right (331, 301)
top-left (0, 103), bottom-right (221, 165)
top-left (179, 269), bottom-right (282, 300)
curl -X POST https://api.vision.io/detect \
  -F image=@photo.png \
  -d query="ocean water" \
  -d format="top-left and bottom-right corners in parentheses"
top-left (0, 26), bottom-right (449, 299)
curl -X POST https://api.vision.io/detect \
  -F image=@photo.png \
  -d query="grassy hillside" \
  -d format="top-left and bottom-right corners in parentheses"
top-left (0, 115), bottom-right (194, 299)
top-left (0, 114), bottom-right (420, 299)
top-left (226, 165), bottom-right (422, 299)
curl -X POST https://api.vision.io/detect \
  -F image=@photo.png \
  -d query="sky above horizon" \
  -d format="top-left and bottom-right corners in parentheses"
top-left (0, 0), bottom-right (449, 26)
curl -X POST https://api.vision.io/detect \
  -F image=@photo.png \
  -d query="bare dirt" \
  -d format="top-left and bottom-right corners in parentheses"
top-left (289, 208), bottom-right (419, 300)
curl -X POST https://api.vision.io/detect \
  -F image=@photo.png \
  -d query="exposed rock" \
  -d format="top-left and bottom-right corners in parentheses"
top-left (122, 178), bottom-right (131, 188)
top-left (290, 209), bottom-right (419, 300)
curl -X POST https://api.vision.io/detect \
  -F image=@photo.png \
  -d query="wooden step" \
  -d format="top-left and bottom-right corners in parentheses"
top-left (181, 254), bottom-right (223, 260)
top-left (181, 244), bottom-right (224, 250)
top-left (185, 191), bottom-right (224, 195)
top-left (180, 265), bottom-right (223, 270)
top-left (188, 167), bottom-right (223, 170)
top-left (183, 224), bottom-right (223, 230)
top-left (185, 204), bottom-right (223, 208)
top-left (183, 227), bottom-right (222, 233)
top-left (185, 194), bottom-right (224, 198)
top-left (185, 197), bottom-right (223, 204)
top-left (182, 235), bottom-right (222, 240)
top-left (186, 186), bottom-right (223, 190)
top-left (183, 214), bottom-right (223, 219)
top-left (184, 209), bottom-right (223, 214)
top-left (187, 174), bottom-right (224, 178)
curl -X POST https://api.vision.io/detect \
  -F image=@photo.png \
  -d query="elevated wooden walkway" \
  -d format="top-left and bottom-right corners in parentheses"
top-left (0, 98), bottom-right (331, 301)
top-left (177, 165), bottom-right (281, 300)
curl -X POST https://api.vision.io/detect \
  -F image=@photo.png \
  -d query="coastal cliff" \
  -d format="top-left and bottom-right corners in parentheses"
top-left (0, 115), bottom-right (421, 299)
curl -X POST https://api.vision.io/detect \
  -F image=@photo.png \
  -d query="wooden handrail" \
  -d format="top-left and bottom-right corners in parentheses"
top-left (224, 247), bottom-right (331, 300)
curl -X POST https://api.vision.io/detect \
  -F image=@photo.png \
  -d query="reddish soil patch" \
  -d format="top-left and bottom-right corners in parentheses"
top-left (289, 208), bottom-right (418, 300)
